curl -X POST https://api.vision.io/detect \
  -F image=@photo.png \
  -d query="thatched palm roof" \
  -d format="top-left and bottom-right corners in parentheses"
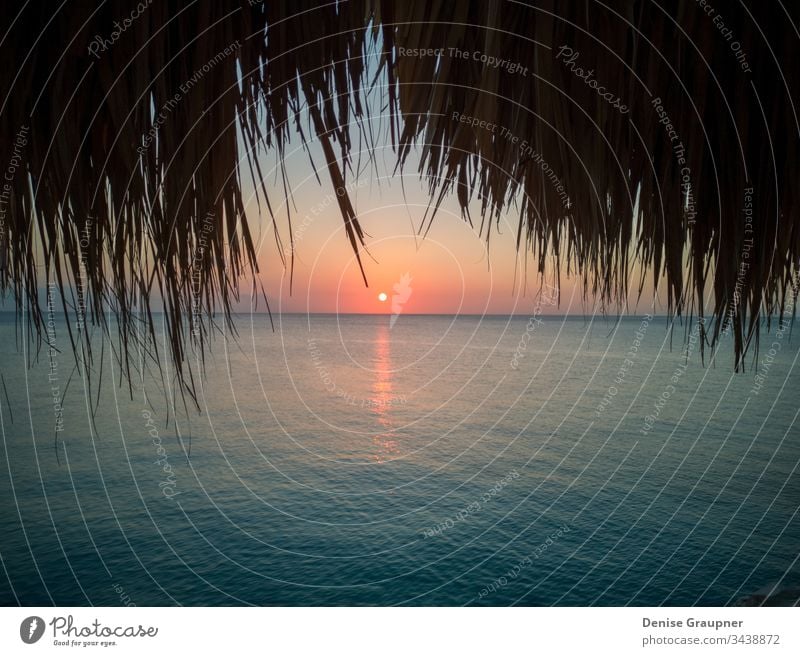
top-left (1, 1), bottom-right (798, 393)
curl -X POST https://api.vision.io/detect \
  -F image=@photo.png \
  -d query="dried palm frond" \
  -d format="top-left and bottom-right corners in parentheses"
top-left (0, 0), bottom-right (797, 401)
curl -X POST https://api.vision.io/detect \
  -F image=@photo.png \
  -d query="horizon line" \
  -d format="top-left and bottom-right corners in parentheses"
top-left (0, 309), bottom-right (668, 318)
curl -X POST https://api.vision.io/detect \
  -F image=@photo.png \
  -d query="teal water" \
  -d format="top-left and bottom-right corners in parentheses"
top-left (0, 313), bottom-right (798, 606)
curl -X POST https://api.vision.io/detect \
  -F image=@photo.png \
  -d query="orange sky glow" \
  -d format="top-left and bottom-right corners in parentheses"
top-left (238, 137), bottom-right (662, 317)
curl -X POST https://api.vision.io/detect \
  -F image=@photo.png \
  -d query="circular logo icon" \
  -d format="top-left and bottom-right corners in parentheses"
top-left (20, 616), bottom-right (45, 644)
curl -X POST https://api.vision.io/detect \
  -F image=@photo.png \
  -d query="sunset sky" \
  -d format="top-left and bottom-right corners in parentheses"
top-left (243, 126), bottom-right (661, 316)
top-left (1, 98), bottom-right (667, 319)
top-left (1, 126), bottom-right (665, 319)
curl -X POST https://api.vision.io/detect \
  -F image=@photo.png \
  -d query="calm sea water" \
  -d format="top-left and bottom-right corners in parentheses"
top-left (1, 313), bottom-right (798, 606)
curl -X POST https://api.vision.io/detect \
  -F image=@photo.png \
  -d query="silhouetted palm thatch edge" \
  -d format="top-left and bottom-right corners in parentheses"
top-left (0, 1), bottom-right (798, 407)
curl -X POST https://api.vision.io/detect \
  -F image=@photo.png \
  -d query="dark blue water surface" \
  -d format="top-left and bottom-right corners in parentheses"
top-left (1, 314), bottom-right (798, 605)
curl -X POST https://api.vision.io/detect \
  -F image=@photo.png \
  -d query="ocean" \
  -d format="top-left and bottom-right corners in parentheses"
top-left (0, 313), bottom-right (798, 606)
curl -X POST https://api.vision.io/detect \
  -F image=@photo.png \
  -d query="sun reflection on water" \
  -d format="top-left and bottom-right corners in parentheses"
top-left (371, 323), bottom-right (400, 462)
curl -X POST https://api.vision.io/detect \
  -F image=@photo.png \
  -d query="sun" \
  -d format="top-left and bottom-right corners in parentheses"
top-left (377, 292), bottom-right (388, 302)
